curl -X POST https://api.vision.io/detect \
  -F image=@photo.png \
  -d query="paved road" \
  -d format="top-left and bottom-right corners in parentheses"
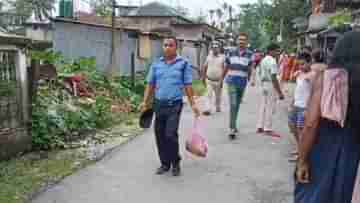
top-left (31, 86), bottom-right (295, 203)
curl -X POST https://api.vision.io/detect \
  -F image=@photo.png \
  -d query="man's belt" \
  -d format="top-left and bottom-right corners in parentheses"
top-left (154, 99), bottom-right (183, 107)
top-left (206, 76), bottom-right (222, 82)
top-left (227, 70), bottom-right (248, 77)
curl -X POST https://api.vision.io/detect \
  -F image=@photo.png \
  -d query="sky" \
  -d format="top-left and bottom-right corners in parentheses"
top-left (76, 0), bottom-right (259, 17)
top-left (136, 0), bottom-right (258, 16)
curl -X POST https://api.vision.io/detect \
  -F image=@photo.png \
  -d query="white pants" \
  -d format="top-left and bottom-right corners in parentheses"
top-left (257, 83), bottom-right (277, 131)
top-left (205, 79), bottom-right (222, 112)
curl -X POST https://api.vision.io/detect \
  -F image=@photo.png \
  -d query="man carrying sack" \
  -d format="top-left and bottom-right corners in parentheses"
top-left (139, 37), bottom-right (200, 177)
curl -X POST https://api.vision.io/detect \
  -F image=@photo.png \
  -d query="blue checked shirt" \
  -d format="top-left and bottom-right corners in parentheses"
top-left (225, 48), bottom-right (254, 88)
top-left (146, 56), bottom-right (193, 101)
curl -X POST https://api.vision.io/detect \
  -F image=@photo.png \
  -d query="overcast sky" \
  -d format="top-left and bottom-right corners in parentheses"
top-left (76, 0), bottom-right (259, 17)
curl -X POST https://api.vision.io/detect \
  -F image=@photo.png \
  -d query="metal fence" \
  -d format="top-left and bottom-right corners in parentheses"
top-left (0, 50), bottom-right (24, 136)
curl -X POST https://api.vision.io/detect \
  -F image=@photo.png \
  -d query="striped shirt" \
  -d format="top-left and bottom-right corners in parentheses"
top-left (225, 48), bottom-right (254, 87)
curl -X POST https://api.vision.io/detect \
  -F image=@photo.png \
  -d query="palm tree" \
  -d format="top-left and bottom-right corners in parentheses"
top-left (90, 0), bottom-right (112, 17)
top-left (222, 2), bottom-right (228, 18)
top-left (222, 2), bottom-right (228, 11)
top-left (9, 0), bottom-right (55, 21)
top-left (216, 8), bottom-right (223, 21)
top-left (34, 0), bottom-right (55, 21)
top-left (209, 9), bottom-right (215, 22)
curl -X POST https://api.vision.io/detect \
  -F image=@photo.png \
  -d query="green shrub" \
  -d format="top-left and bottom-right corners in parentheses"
top-left (329, 9), bottom-right (352, 27)
top-left (30, 51), bottom-right (144, 150)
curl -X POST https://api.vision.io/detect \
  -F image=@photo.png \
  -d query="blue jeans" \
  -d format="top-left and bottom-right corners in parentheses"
top-left (228, 84), bottom-right (246, 130)
top-left (154, 101), bottom-right (183, 167)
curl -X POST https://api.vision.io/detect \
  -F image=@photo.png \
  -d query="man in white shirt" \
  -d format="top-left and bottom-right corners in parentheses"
top-left (256, 43), bottom-right (284, 137)
top-left (202, 41), bottom-right (226, 115)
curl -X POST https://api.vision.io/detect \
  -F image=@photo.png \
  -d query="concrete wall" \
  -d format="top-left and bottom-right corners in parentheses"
top-left (150, 38), bottom-right (163, 61)
top-left (180, 41), bottom-right (209, 80)
top-left (121, 17), bottom-right (172, 32)
top-left (173, 26), bottom-right (203, 41)
top-left (53, 22), bottom-right (143, 75)
top-left (308, 13), bottom-right (336, 31)
top-left (25, 27), bottom-right (53, 42)
top-left (181, 43), bottom-right (198, 67)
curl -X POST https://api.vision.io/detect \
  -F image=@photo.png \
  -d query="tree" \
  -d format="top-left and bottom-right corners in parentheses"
top-left (216, 8), bottom-right (223, 22)
top-left (234, 2), bottom-right (272, 49)
top-left (7, 0), bottom-right (55, 21)
top-left (193, 9), bottom-right (207, 23)
top-left (222, 2), bottom-right (228, 11)
top-left (209, 9), bottom-right (215, 22)
top-left (265, 0), bottom-right (311, 48)
top-left (90, 0), bottom-right (113, 17)
top-left (175, 5), bottom-right (190, 17)
top-left (230, 0), bottom-right (310, 50)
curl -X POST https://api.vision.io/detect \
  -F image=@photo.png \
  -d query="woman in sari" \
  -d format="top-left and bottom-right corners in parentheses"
top-left (282, 53), bottom-right (295, 82)
top-left (295, 31), bottom-right (360, 203)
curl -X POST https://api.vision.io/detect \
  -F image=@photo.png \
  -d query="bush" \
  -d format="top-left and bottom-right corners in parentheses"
top-left (31, 83), bottom-right (113, 150)
top-left (30, 51), bottom-right (143, 150)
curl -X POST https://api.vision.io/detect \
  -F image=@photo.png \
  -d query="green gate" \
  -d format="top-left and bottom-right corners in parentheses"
top-left (0, 50), bottom-right (25, 137)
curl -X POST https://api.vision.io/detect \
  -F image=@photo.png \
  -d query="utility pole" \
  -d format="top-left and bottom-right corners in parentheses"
top-left (278, 18), bottom-right (283, 43)
top-left (108, 0), bottom-right (118, 77)
top-left (229, 5), bottom-right (233, 33)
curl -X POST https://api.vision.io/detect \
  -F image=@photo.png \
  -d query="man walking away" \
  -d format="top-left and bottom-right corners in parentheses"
top-left (202, 41), bottom-right (226, 115)
top-left (222, 32), bottom-right (255, 139)
top-left (256, 43), bottom-right (284, 138)
top-left (139, 37), bottom-right (200, 177)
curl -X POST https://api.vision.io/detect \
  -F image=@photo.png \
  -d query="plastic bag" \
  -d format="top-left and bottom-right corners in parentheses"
top-left (352, 165), bottom-right (360, 203)
top-left (185, 119), bottom-right (208, 158)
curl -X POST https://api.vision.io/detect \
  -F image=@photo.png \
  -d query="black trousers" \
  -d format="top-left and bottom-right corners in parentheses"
top-left (154, 102), bottom-right (183, 167)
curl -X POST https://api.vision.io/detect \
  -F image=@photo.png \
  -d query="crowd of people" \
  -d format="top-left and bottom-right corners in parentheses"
top-left (139, 31), bottom-right (360, 203)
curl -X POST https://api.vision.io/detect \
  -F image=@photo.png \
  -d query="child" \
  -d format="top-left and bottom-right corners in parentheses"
top-left (288, 52), bottom-right (312, 161)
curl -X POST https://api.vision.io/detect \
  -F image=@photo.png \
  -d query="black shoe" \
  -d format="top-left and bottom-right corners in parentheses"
top-left (172, 164), bottom-right (181, 176)
top-left (155, 165), bottom-right (170, 175)
top-left (229, 129), bottom-right (238, 140)
top-left (202, 111), bottom-right (211, 116)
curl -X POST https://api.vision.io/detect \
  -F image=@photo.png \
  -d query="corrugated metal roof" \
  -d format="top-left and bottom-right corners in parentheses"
top-left (0, 26), bottom-right (7, 33)
top-left (171, 22), bottom-right (222, 33)
top-left (336, 0), bottom-right (360, 3)
top-left (127, 2), bottom-right (181, 17)
top-left (0, 29), bottom-right (52, 48)
top-left (53, 17), bottom-right (139, 32)
top-left (0, 30), bottom-right (28, 40)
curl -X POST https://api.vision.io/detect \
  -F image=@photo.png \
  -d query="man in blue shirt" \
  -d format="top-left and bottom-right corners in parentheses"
top-left (222, 32), bottom-right (255, 139)
top-left (139, 37), bottom-right (200, 176)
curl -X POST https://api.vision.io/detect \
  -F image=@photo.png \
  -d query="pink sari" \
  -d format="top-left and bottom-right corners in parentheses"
top-left (353, 166), bottom-right (360, 203)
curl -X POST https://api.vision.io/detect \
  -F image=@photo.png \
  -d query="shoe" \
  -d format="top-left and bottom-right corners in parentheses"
top-left (172, 164), bottom-right (181, 176)
top-left (229, 129), bottom-right (238, 140)
top-left (256, 128), bottom-right (264, 133)
top-left (155, 165), bottom-right (170, 175)
top-left (288, 154), bottom-right (298, 162)
top-left (290, 150), bottom-right (298, 156)
top-left (264, 131), bottom-right (281, 138)
top-left (216, 107), bottom-right (221, 112)
top-left (202, 111), bottom-right (211, 116)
